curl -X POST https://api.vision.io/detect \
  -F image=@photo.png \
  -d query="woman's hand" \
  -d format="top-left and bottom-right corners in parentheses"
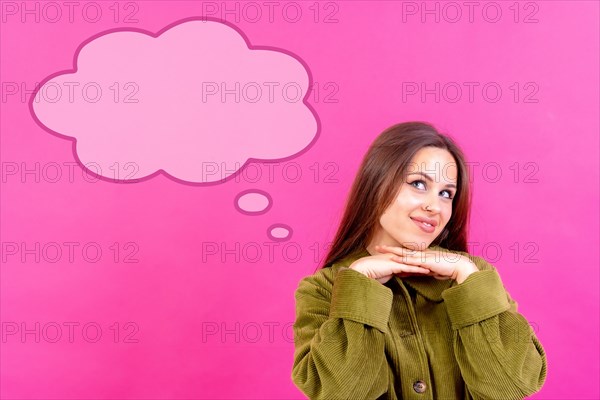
top-left (375, 244), bottom-right (479, 284)
top-left (349, 252), bottom-right (432, 284)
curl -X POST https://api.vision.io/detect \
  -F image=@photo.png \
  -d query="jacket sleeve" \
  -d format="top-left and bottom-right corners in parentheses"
top-left (441, 255), bottom-right (548, 400)
top-left (291, 266), bottom-right (393, 400)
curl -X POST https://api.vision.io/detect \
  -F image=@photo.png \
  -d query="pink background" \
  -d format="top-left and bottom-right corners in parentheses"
top-left (1, 1), bottom-right (598, 399)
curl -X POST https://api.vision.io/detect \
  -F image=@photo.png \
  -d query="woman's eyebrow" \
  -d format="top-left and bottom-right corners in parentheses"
top-left (408, 172), bottom-right (457, 189)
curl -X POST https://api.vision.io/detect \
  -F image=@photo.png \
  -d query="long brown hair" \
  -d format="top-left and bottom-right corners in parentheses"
top-left (317, 121), bottom-right (472, 271)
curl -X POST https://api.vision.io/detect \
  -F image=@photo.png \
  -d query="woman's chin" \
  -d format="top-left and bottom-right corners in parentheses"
top-left (397, 241), bottom-right (430, 251)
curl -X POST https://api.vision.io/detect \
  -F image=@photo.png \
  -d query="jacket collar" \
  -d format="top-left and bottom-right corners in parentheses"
top-left (342, 246), bottom-right (457, 303)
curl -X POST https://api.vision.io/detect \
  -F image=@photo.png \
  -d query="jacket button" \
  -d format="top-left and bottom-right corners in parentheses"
top-left (413, 380), bottom-right (427, 393)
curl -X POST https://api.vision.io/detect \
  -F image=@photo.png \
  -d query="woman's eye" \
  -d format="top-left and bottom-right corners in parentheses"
top-left (411, 180), bottom-right (454, 199)
top-left (410, 180), bottom-right (426, 189)
top-left (442, 190), bottom-right (454, 199)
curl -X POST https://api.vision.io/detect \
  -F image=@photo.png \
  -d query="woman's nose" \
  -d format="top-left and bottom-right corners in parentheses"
top-left (423, 196), bottom-right (441, 212)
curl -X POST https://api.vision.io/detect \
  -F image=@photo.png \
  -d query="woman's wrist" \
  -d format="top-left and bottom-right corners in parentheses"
top-left (455, 260), bottom-right (479, 284)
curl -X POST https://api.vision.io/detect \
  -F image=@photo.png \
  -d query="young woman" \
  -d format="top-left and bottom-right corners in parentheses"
top-left (291, 122), bottom-right (547, 399)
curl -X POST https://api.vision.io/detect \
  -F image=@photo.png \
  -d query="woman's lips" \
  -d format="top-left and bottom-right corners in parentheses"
top-left (411, 217), bottom-right (435, 233)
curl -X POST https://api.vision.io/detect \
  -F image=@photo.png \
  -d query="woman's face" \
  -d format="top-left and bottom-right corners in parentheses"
top-left (368, 146), bottom-right (458, 253)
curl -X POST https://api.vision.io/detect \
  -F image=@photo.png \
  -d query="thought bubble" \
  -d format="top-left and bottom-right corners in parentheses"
top-left (30, 18), bottom-right (319, 184)
top-left (235, 191), bottom-right (293, 241)
top-left (235, 190), bottom-right (272, 215)
top-left (267, 224), bottom-right (292, 241)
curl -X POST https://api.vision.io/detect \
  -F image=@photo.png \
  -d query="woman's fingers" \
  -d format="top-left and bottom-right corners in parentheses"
top-left (374, 249), bottom-right (451, 280)
top-left (377, 247), bottom-right (427, 264)
top-left (390, 254), bottom-right (420, 265)
top-left (391, 262), bottom-right (430, 274)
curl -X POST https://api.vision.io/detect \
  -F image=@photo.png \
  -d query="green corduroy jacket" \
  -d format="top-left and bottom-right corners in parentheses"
top-left (291, 245), bottom-right (548, 399)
